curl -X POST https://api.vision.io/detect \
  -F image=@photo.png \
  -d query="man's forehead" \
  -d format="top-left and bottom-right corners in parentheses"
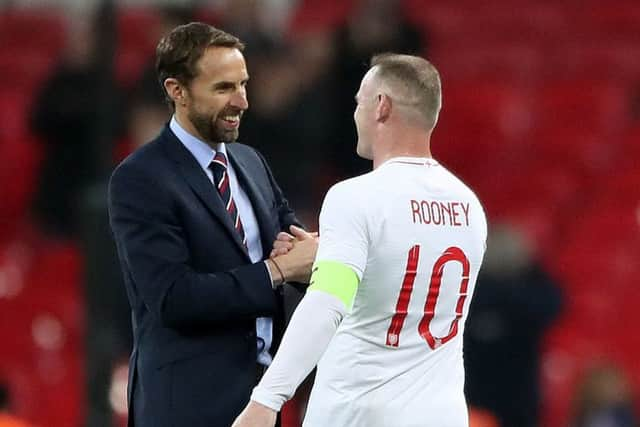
top-left (359, 68), bottom-right (378, 94)
top-left (198, 46), bottom-right (247, 77)
top-left (363, 68), bottom-right (377, 84)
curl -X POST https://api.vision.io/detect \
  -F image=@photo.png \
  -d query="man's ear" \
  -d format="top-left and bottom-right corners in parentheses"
top-left (164, 78), bottom-right (188, 107)
top-left (375, 93), bottom-right (392, 123)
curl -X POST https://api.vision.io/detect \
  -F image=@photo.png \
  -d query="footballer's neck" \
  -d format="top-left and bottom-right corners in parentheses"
top-left (373, 130), bottom-right (433, 169)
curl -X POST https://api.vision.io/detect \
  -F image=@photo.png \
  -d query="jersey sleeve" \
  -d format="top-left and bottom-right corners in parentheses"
top-left (315, 182), bottom-right (369, 279)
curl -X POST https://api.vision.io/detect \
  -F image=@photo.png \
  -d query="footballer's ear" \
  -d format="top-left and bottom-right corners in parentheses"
top-left (375, 93), bottom-right (392, 123)
top-left (164, 78), bottom-right (188, 107)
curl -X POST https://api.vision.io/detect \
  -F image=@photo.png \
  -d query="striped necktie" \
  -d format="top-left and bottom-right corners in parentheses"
top-left (210, 152), bottom-right (247, 247)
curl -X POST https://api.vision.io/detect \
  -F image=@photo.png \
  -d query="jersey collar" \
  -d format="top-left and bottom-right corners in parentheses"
top-left (379, 156), bottom-right (439, 168)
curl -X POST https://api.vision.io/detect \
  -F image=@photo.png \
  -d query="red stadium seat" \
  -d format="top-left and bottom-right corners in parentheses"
top-left (0, 9), bottom-right (66, 56)
top-left (555, 199), bottom-right (639, 289)
top-left (413, 1), bottom-right (565, 46)
top-left (435, 81), bottom-right (536, 157)
top-left (0, 89), bottom-right (37, 142)
top-left (541, 318), bottom-right (603, 427)
top-left (555, 42), bottom-right (640, 84)
top-left (531, 124), bottom-right (620, 183)
top-left (115, 48), bottom-right (152, 88)
top-left (575, 0), bottom-right (640, 40)
top-left (594, 168), bottom-right (640, 209)
top-left (434, 81), bottom-right (539, 211)
top-left (0, 238), bottom-right (84, 425)
top-left (431, 41), bottom-right (545, 84)
top-left (535, 81), bottom-right (630, 134)
top-left (2, 350), bottom-right (84, 426)
top-left (288, 0), bottom-right (353, 36)
top-left (193, 7), bottom-right (222, 26)
top-left (0, 49), bottom-right (58, 95)
top-left (114, 8), bottom-right (161, 87)
top-left (0, 136), bottom-right (42, 237)
top-left (482, 162), bottom-right (581, 257)
top-left (619, 125), bottom-right (640, 170)
top-left (117, 8), bottom-right (161, 53)
top-left (402, 1), bottom-right (473, 38)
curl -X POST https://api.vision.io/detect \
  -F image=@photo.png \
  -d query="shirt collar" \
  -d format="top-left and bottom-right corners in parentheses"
top-left (379, 156), bottom-right (439, 169)
top-left (170, 115), bottom-right (227, 170)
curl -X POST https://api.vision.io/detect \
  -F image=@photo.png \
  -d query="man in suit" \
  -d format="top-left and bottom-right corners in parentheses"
top-left (108, 22), bottom-right (317, 427)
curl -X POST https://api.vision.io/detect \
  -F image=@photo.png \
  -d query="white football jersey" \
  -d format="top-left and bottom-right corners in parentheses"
top-left (303, 157), bottom-right (487, 427)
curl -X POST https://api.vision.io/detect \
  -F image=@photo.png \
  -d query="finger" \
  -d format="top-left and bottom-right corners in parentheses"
top-left (276, 231), bottom-right (294, 242)
top-left (289, 225), bottom-right (311, 240)
top-left (272, 246), bottom-right (291, 257)
top-left (273, 241), bottom-right (293, 250)
top-left (271, 248), bottom-right (289, 257)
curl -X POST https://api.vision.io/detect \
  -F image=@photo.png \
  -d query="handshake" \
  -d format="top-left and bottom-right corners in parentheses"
top-left (266, 225), bottom-right (319, 285)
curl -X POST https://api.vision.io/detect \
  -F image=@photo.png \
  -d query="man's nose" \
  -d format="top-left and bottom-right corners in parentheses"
top-left (230, 89), bottom-right (249, 110)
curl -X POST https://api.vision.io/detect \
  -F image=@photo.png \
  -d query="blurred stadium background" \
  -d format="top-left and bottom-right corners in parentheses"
top-left (0, 0), bottom-right (639, 426)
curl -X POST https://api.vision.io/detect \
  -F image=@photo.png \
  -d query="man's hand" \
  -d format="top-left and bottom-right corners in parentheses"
top-left (231, 401), bottom-right (277, 427)
top-left (270, 231), bottom-right (295, 258)
top-left (272, 225), bottom-right (319, 283)
top-left (270, 226), bottom-right (318, 258)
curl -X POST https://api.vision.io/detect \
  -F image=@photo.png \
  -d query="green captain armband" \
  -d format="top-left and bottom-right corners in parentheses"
top-left (308, 260), bottom-right (360, 310)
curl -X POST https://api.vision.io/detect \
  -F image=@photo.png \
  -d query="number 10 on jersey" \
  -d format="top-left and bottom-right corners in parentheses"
top-left (386, 245), bottom-right (470, 349)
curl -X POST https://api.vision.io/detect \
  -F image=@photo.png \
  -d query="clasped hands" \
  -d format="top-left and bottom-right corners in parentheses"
top-left (267, 225), bottom-right (318, 285)
top-left (232, 226), bottom-right (318, 427)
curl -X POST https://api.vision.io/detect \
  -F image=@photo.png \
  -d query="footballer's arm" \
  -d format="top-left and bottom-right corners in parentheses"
top-left (231, 261), bottom-right (359, 427)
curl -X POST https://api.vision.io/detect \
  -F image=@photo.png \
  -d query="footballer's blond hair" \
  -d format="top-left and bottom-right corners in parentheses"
top-left (370, 53), bottom-right (442, 130)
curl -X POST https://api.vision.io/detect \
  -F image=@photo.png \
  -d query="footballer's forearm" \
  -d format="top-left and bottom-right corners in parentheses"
top-left (250, 290), bottom-right (346, 410)
top-left (251, 260), bottom-right (360, 410)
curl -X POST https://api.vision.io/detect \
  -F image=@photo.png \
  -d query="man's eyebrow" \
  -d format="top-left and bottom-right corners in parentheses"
top-left (212, 81), bottom-right (235, 89)
top-left (212, 78), bottom-right (250, 89)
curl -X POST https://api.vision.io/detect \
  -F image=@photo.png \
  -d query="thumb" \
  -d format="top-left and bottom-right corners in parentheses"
top-left (289, 225), bottom-right (311, 240)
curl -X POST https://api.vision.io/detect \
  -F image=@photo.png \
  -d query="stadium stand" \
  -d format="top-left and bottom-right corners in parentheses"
top-left (0, 1), bottom-right (638, 425)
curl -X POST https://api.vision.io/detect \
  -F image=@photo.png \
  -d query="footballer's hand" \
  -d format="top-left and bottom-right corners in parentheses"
top-left (290, 225), bottom-right (318, 241)
top-left (231, 401), bottom-right (277, 427)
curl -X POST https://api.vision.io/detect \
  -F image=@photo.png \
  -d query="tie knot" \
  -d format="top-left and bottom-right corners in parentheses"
top-left (210, 151), bottom-right (228, 172)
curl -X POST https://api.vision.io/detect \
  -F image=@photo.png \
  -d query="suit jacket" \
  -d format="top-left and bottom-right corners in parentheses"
top-left (108, 126), bottom-right (301, 427)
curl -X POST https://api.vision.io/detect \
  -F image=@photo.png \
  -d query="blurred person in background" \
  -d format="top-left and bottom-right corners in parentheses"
top-left (213, 0), bottom-right (297, 44)
top-left (132, 5), bottom-right (195, 114)
top-left (29, 11), bottom-right (125, 239)
top-left (0, 382), bottom-right (33, 427)
top-left (570, 363), bottom-right (638, 427)
top-left (214, 0), bottom-right (337, 215)
top-left (108, 23), bottom-right (317, 427)
top-left (464, 224), bottom-right (563, 427)
top-left (239, 31), bottom-right (337, 215)
top-left (127, 6), bottom-right (195, 153)
top-left (331, 0), bottom-right (425, 179)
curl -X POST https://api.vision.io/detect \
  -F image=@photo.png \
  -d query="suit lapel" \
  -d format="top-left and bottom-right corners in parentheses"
top-left (228, 145), bottom-right (277, 254)
top-left (160, 127), bottom-right (249, 257)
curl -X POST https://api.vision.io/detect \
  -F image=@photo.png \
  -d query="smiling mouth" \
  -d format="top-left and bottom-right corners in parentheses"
top-left (220, 115), bottom-right (240, 127)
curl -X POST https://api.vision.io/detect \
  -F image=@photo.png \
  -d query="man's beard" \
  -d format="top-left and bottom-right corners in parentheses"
top-left (188, 109), bottom-right (240, 144)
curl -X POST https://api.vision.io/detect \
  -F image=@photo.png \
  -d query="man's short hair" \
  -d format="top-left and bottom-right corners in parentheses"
top-left (370, 53), bottom-right (442, 130)
top-left (156, 22), bottom-right (244, 109)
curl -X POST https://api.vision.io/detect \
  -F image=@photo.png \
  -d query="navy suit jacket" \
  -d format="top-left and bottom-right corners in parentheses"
top-left (108, 126), bottom-right (300, 427)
